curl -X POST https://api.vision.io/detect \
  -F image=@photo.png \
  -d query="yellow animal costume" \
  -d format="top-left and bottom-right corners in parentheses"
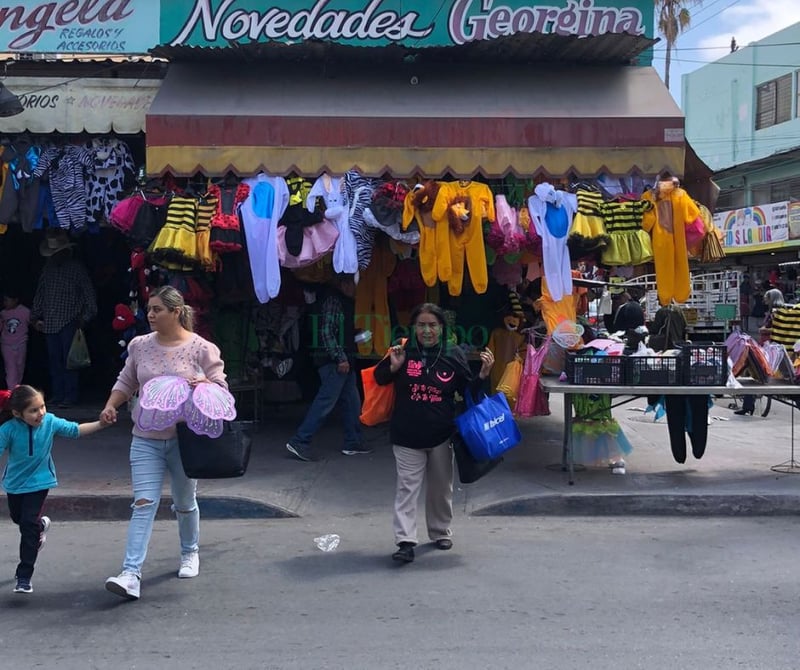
top-left (431, 181), bottom-right (496, 296)
top-left (641, 181), bottom-right (699, 306)
top-left (403, 182), bottom-right (451, 287)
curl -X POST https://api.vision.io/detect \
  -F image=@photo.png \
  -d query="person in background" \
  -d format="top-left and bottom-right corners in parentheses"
top-left (0, 290), bottom-right (31, 389)
top-left (31, 231), bottom-right (97, 407)
top-left (375, 303), bottom-right (494, 564)
top-left (100, 286), bottom-right (228, 601)
top-left (737, 288), bottom-right (785, 416)
top-left (286, 273), bottom-right (370, 461)
top-left (613, 292), bottom-right (645, 333)
top-left (0, 385), bottom-right (109, 594)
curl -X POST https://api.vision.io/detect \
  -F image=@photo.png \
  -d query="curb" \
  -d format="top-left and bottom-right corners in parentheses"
top-left (0, 496), bottom-right (298, 521)
top-left (472, 494), bottom-right (800, 517)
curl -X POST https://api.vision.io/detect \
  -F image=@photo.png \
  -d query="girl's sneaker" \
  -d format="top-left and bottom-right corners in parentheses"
top-left (38, 516), bottom-right (51, 550)
top-left (105, 572), bottom-right (141, 600)
top-left (13, 577), bottom-right (32, 594)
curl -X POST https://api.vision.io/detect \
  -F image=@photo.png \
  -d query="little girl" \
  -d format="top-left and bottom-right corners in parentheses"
top-left (0, 385), bottom-right (109, 594)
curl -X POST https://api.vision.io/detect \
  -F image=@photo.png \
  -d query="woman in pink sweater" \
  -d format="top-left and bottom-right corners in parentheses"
top-left (99, 286), bottom-right (227, 601)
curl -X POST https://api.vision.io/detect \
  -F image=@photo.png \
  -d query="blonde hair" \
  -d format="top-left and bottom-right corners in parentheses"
top-left (151, 286), bottom-right (194, 332)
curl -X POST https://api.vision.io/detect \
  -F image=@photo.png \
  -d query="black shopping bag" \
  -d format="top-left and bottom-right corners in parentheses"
top-left (176, 421), bottom-right (252, 479)
top-left (452, 432), bottom-right (503, 484)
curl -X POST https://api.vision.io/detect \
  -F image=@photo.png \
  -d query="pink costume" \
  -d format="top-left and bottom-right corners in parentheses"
top-left (1, 304), bottom-right (30, 388)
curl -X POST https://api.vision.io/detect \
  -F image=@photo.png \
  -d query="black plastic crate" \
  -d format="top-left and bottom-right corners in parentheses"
top-left (677, 342), bottom-right (728, 385)
top-left (626, 355), bottom-right (681, 386)
top-left (566, 352), bottom-right (626, 385)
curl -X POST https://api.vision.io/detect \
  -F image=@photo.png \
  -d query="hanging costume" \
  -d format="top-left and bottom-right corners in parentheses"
top-left (641, 180), bottom-right (699, 306)
top-left (355, 237), bottom-right (396, 355)
top-left (567, 187), bottom-right (609, 258)
top-left (241, 174), bottom-right (289, 303)
top-left (208, 182), bottom-right (250, 253)
top-left (404, 181), bottom-right (450, 287)
top-left (571, 393), bottom-right (633, 465)
top-left (431, 181), bottom-right (495, 296)
top-left (306, 174), bottom-right (357, 274)
top-left (149, 195), bottom-right (199, 270)
top-left (528, 183), bottom-right (577, 302)
top-left (599, 199), bottom-right (654, 266)
top-left (344, 171), bottom-right (379, 270)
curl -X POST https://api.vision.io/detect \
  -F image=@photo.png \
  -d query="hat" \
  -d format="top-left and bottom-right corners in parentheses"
top-left (39, 232), bottom-right (75, 257)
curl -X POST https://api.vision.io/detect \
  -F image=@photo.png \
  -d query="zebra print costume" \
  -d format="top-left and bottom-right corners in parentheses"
top-left (34, 145), bottom-right (94, 233)
top-left (344, 170), bottom-right (379, 270)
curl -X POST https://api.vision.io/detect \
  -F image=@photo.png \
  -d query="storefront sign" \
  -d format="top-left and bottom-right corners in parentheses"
top-left (0, 76), bottom-right (160, 133)
top-left (715, 201), bottom-right (790, 252)
top-left (0, 0), bottom-right (159, 53)
top-left (163, 0), bottom-right (651, 48)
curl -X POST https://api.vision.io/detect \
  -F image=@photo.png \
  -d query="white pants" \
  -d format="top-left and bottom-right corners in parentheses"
top-left (392, 440), bottom-right (453, 545)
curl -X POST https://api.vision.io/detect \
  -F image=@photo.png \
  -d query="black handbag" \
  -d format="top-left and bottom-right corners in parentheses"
top-left (451, 432), bottom-right (503, 484)
top-left (176, 421), bottom-right (252, 479)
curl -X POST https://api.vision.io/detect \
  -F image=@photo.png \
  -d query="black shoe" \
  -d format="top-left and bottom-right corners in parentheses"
top-left (733, 409), bottom-right (754, 416)
top-left (13, 577), bottom-right (32, 594)
top-left (392, 542), bottom-right (415, 563)
top-left (286, 442), bottom-right (314, 461)
top-left (434, 538), bottom-right (453, 551)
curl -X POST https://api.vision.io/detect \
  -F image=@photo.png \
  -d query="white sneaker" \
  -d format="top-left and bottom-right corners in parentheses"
top-left (178, 552), bottom-right (199, 579)
top-left (38, 516), bottom-right (51, 550)
top-left (105, 572), bottom-right (140, 600)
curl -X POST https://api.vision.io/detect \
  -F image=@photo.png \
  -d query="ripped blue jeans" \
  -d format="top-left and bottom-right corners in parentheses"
top-left (121, 436), bottom-right (199, 577)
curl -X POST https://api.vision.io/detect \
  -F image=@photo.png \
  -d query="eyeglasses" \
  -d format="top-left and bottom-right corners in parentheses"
top-left (415, 322), bottom-right (441, 331)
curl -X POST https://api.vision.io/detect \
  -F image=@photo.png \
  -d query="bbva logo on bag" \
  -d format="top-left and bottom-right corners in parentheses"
top-left (483, 414), bottom-right (505, 431)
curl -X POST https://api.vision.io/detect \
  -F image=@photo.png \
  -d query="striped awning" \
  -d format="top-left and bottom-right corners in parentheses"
top-left (146, 62), bottom-right (685, 179)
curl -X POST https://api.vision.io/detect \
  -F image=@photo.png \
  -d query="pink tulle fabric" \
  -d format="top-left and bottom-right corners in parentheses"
top-left (138, 376), bottom-right (237, 438)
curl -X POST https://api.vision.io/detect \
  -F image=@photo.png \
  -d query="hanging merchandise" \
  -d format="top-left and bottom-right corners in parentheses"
top-left (495, 356), bottom-right (523, 407)
top-left (2, 137), bottom-right (41, 232)
top-left (487, 291), bottom-right (526, 393)
top-left (84, 137), bottom-right (136, 231)
top-left (528, 182), bottom-right (578, 302)
top-left (404, 181), bottom-right (450, 287)
top-left (567, 185), bottom-right (610, 258)
top-left (641, 178), bottom-right (699, 306)
top-left (431, 180), bottom-right (496, 296)
top-left (387, 257), bottom-right (426, 327)
top-left (598, 198), bottom-right (654, 266)
top-left (306, 173), bottom-right (358, 274)
top-left (514, 335), bottom-right (551, 418)
top-left (364, 181), bottom-right (419, 244)
top-left (355, 237), bottom-right (396, 355)
top-left (129, 196), bottom-right (170, 249)
top-left (208, 181), bottom-right (250, 253)
top-left (148, 194), bottom-right (200, 270)
top-left (240, 173), bottom-right (290, 302)
top-left (486, 194), bottom-right (527, 263)
top-left (344, 170), bottom-right (379, 270)
top-left (571, 393), bottom-right (633, 465)
top-left (33, 144), bottom-right (95, 233)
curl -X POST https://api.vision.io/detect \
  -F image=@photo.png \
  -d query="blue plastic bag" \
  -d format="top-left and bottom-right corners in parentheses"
top-left (455, 391), bottom-right (522, 460)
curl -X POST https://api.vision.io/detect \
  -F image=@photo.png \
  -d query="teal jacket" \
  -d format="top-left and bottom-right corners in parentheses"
top-left (0, 414), bottom-right (79, 494)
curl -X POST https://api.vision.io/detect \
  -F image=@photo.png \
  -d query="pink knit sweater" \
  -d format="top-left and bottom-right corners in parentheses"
top-left (112, 332), bottom-right (228, 439)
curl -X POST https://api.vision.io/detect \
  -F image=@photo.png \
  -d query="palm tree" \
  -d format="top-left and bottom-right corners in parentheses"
top-left (656, 0), bottom-right (694, 90)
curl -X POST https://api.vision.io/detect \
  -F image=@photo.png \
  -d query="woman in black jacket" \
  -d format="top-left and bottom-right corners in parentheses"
top-left (375, 303), bottom-right (494, 563)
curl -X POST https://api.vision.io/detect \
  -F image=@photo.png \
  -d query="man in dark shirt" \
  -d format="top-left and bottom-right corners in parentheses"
top-left (31, 232), bottom-right (97, 408)
top-left (286, 274), bottom-right (370, 461)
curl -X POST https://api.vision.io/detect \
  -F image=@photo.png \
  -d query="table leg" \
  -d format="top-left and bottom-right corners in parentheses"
top-left (564, 392), bottom-right (575, 485)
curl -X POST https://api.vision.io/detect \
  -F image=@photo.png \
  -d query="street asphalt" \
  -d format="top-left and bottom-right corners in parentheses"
top-left (2, 392), bottom-right (799, 520)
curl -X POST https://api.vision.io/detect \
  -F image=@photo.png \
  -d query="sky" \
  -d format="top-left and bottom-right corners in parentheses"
top-left (650, 0), bottom-right (799, 107)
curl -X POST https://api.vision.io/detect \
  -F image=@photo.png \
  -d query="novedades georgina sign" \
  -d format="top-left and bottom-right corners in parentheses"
top-left (169, 0), bottom-right (645, 45)
top-left (0, 0), bottom-right (133, 50)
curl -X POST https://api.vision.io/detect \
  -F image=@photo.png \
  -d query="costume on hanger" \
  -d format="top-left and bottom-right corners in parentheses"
top-left (528, 183), bottom-right (577, 302)
top-left (364, 181), bottom-right (419, 244)
top-left (567, 187), bottom-right (609, 258)
top-left (599, 199), bottom-right (654, 266)
top-left (641, 180), bottom-right (699, 305)
top-left (33, 145), bottom-right (94, 233)
top-left (661, 395), bottom-right (710, 463)
top-left (431, 180), bottom-right (495, 296)
top-left (208, 182), bottom-right (250, 253)
top-left (149, 195), bottom-right (199, 270)
top-left (404, 181), bottom-right (450, 287)
top-left (84, 138), bottom-right (135, 229)
top-left (355, 237), bottom-right (396, 355)
top-left (194, 193), bottom-right (218, 272)
top-left (344, 171), bottom-right (379, 270)
top-left (306, 174), bottom-right (358, 274)
top-left (487, 294), bottom-right (526, 394)
top-left (241, 174), bottom-right (289, 303)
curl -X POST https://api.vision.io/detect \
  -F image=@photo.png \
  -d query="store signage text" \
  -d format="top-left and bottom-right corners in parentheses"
top-left (166, 0), bottom-right (647, 47)
top-left (715, 202), bottom-right (789, 250)
top-left (0, 0), bottom-right (157, 53)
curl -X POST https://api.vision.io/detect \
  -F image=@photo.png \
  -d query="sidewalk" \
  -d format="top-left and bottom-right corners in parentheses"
top-left (3, 394), bottom-right (800, 520)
